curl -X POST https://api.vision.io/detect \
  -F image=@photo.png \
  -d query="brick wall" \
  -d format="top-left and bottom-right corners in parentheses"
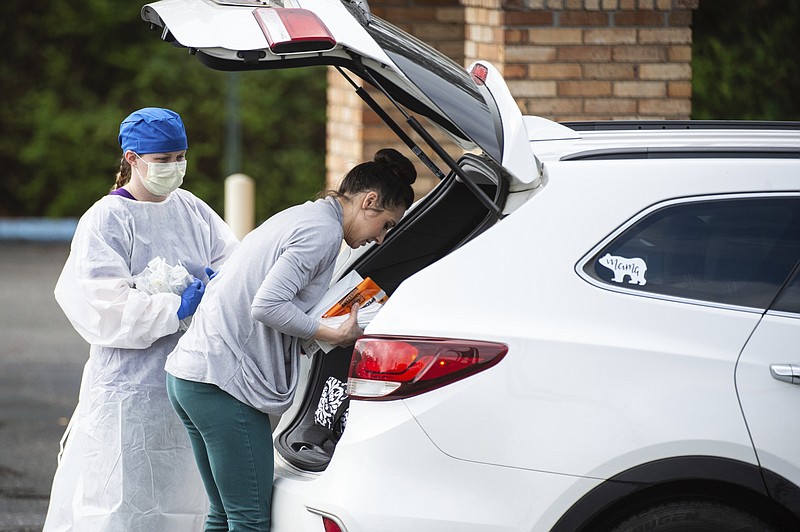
top-left (463, 0), bottom-right (698, 120)
top-left (326, 0), bottom-right (699, 191)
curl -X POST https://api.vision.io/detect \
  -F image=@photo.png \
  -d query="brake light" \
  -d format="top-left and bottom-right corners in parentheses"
top-left (470, 63), bottom-right (489, 85)
top-left (348, 336), bottom-right (507, 400)
top-left (253, 8), bottom-right (336, 54)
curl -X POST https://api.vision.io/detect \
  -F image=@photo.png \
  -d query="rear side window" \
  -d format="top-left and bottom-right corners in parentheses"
top-left (583, 197), bottom-right (800, 309)
top-left (772, 268), bottom-right (800, 314)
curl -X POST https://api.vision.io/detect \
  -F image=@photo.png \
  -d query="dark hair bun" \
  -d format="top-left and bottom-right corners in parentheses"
top-left (336, 147), bottom-right (417, 210)
top-left (374, 148), bottom-right (416, 186)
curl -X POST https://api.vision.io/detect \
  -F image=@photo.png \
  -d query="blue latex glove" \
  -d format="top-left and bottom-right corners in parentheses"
top-left (177, 278), bottom-right (205, 320)
top-left (205, 266), bottom-right (218, 281)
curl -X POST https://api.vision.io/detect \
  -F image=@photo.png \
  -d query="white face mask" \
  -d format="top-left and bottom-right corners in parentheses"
top-left (134, 154), bottom-right (186, 196)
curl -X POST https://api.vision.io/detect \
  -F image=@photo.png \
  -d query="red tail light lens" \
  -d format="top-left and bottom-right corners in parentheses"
top-left (322, 516), bottom-right (343, 532)
top-left (253, 8), bottom-right (336, 54)
top-left (470, 63), bottom-right (489, 85)
top-left (348, 336), bottom-right (507, 400)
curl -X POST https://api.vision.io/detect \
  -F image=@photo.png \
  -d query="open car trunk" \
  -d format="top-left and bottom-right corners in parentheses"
top-left (275, 153), bottom-right (507, 471)
top-left (141, 0), bottom-right (540, 471)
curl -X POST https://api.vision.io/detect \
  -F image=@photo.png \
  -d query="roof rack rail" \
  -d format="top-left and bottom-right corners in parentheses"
top-left (561, 120), bottom-right (800, 132)
top-left (561, 147), bottom-right (800, 162)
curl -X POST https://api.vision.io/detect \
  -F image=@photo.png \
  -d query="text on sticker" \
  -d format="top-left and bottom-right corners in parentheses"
top-left (598, 253), bottom-right (647, 286)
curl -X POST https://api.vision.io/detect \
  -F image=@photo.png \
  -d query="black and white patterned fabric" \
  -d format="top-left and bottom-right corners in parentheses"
top-left (314, 376), bottom-right (348, 431)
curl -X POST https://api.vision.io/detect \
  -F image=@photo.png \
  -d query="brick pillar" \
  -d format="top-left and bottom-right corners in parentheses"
top-left (326, 0), bottom-right (699, 189)
top-left (325, 68), bottom-right (365, 189)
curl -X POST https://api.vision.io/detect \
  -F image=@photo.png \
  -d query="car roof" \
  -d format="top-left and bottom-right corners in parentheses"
top-left (522, 118), bottom-right (800, 164)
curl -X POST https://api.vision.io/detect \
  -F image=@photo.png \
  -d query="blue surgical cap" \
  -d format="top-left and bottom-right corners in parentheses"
top-left (118, 107), bottom-right (188, 155)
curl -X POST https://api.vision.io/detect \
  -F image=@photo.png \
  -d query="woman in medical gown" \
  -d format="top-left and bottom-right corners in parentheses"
top-left (43, 108), bottom-right (238, 532)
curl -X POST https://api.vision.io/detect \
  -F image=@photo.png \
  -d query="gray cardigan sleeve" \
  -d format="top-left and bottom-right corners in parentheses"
top-left (250, 223), bottom-right (340, 339)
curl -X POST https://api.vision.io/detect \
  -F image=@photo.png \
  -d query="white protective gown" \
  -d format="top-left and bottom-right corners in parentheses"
top-left (43, 188), bottom-right (238, 532)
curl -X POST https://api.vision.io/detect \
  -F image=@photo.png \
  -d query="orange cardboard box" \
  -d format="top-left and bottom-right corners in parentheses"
top-left (321, 277), bottom-right (387, 318)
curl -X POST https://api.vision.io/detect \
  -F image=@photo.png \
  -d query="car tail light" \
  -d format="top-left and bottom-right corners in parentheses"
top-left (322, 516), bottom-right (343, 532)
top-left (348, 336), bottom-right (507, 400)
top-left (253, 8), bottom-right (336, 54)
top-left (308, 508), bottom-right (347, 531)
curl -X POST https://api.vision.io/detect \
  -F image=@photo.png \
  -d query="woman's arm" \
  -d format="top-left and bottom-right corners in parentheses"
top-left (251, 223), bottom-right (348, 340)
top-left (311, 303), bottom-right (363, 347)
top-left (54, 206), bottom-right (181, 349)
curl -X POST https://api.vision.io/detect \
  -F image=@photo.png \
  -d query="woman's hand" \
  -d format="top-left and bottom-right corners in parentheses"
top-left (312, 303), bottom-right (364, 347)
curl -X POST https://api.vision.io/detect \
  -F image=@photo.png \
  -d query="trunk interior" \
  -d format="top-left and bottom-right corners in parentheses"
top-left (274, 153), bottom-right (508, 471)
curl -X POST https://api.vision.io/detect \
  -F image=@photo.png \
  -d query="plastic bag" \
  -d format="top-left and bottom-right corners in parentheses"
top-left (133, 257), bottom-right (194, 331)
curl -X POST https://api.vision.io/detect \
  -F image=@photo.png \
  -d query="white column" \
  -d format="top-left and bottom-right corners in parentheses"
top-left (224, 173), bottom-right (255, 240)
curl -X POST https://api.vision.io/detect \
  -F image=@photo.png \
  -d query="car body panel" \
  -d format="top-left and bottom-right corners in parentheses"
top-left (367, 158), bottom-right (800, 337)
top-left (367, 159), bottom-right (795, 475)
top-left (527, 127), bottom-right (800, 163)
top-left (471, 61), bottom-right (542, 186)
top-left (142, 0), bottom-right (389, 62)
top-left (736, 313), bottom-right (800, 491)
top-left (272, 400), bottom-right (599, 532)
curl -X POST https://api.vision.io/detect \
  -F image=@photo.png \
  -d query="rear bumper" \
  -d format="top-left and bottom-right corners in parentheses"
top-left (271, 400), bottom-right (598, 532)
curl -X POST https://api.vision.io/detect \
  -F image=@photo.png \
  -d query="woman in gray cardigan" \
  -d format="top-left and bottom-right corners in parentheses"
top-left (165, 148), bottom-right (416, 531)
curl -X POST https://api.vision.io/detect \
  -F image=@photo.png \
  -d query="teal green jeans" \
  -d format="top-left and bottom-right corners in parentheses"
top-left (167, 374), bottom-right (274, 532)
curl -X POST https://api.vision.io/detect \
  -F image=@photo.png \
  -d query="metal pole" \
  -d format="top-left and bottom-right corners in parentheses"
top-left (223, 72), bottom-right (254, 238)
top-left (225, 72), bottom-right (242, 176)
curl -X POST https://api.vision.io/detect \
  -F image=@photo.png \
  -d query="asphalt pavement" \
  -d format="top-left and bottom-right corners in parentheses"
top-left (0, 242), bottom-right (86, 531)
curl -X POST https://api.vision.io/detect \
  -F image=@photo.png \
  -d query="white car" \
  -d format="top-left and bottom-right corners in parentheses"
top-left (142, 1), bottom-right (800, 530)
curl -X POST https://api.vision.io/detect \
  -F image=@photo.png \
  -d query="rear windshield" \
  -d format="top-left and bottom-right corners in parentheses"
top-left (363, 16), bottom-right (502, 161)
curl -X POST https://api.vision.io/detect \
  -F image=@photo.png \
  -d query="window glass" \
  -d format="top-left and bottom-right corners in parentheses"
top-left (772, 268), bottom-right (800, 314)
top-left (584, 197), bottom-right (800, 309)
top-left (364, 17), bottom-right (501, 161)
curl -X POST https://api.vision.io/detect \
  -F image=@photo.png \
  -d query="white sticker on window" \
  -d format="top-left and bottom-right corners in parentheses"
top-left (598, 253), bottom-right (648, 286)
